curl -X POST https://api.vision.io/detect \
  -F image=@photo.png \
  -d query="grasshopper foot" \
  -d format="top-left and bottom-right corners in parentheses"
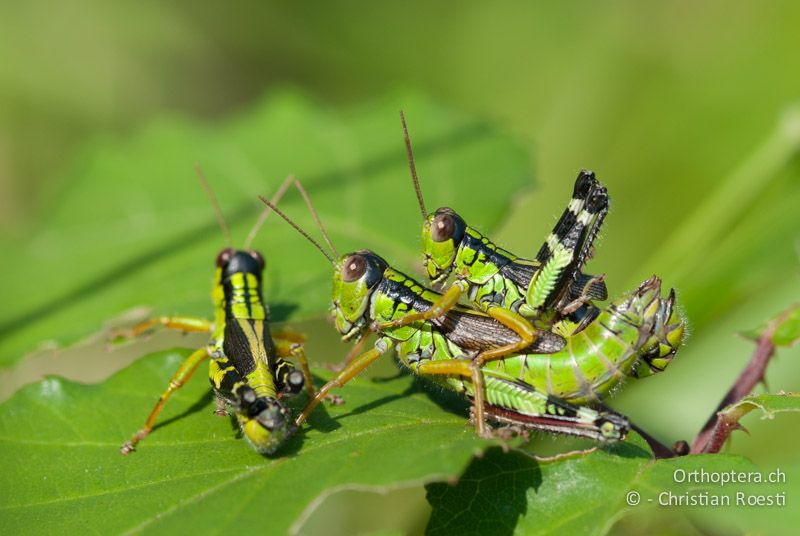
top-left (324, 394), bottom-right (345, 406)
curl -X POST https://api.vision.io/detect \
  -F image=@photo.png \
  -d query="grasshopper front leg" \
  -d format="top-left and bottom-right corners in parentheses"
top-left (294, 337), bottom-right (390, 427)
top-left (377, 283), bottom-right (465, 330)
top-left (379, 283), bottom-right (549, 361)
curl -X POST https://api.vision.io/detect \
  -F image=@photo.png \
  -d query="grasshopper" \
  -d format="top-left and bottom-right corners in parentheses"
top-left (393, 112), bottom-right (610, 361)
top-left (119, 169), bottom-right (314, 455)
top-left (260, 185), bottom-right (682, 441)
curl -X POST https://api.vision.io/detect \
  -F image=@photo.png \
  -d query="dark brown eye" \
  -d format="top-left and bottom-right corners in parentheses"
top-left (431, 213), bottom-right (456, 242)
top-left (216, 247), bottom-right (235, 267)
top-left (249, 250), bottom-right (265, 270)
top-left (342, 254), bottom-right (367, 282)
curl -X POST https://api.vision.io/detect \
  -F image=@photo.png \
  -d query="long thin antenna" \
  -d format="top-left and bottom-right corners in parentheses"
top-left (258, 195), bottom-right (336, 265)
top-left (400, 110), bottom-right (427, 221)
top-left (244, 174), bottom-right (295, 249)
top-left (293, 178), bottom-right (339, 259)
top-left (195, 164), bottom-right (232, 246)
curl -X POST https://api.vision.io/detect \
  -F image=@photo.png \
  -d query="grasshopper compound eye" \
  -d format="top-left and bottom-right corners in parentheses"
top-left (342, 254), bottom-right (367, 282)
top-left (249, 250), bottom-right (266, 270)
top-left (215, 247), bottom-right (235, 267)
top-left (432, 213), bottom-right (456, 242)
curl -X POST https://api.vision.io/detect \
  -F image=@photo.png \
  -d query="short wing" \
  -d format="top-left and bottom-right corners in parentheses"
top-left (433, 307), bottom-right (566, 355)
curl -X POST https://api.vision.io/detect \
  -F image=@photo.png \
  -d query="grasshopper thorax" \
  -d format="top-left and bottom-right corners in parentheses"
top-left (421, 207), bottom-right (467, 284)
top-left (332, 250), bottom-right (388, 340)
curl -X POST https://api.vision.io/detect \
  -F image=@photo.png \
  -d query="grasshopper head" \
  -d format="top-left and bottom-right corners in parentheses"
top-left (213, 248), bottom-right (267, 309)
top-left (216, 248), bottom-right (266, 277)
top-left (238, 395), bottom-right (292, 455)
top-left (332, 250), bottom-right (388, 340)
top-left (421, 207), bottom-right (466, 285)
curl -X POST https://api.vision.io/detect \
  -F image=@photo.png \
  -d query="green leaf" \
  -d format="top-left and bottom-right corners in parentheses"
top-left (0, 90), bottom-right (530, 367)
top-left (426, 438), bottom-right (766, 536)
top-left (741, 303), bottom-right (800, 347)
top-left (719, 392), bottom-right (800, 423)
top-left (0, 349), bottom-right (485, 534)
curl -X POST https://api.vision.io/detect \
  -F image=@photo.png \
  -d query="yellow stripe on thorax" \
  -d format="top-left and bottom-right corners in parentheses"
top-left (229, 272), bottom-right (267, 320)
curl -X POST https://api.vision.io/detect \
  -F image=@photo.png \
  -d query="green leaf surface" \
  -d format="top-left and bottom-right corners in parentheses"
top-left (742, 303), bottom-right (800, 347)
top-left (720, 392), bottom-right (800, 422)
top-left (0, 349), bottom-right (485, 534)
top-left (426, 439), bottom-right (769, 536)
top-left (3, 347), bottom-right (793, 536)
top-left (0, 90), bottom-right (530, 367)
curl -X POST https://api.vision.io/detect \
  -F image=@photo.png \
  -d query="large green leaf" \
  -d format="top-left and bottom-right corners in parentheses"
top-left (0, 90), bottom-right (530, 368)
top-left (425, 439), bottom-right (785, 536)
top-left (0, 349), bottom-right (485, 534)
top-left (3, 351), bottom-right (795, 536)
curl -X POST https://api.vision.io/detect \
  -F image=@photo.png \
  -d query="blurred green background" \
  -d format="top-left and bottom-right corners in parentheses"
top-left (2, 2), bottom-right (799, 534)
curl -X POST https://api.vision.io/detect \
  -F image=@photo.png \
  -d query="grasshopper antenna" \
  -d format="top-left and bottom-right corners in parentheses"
top-left (293, 178), bottom-right (339, 259)
top-left (244, 174), bottom-right (294, 250)
top-left (400, 110), bottom-right (427, 221)
top-left (258, 196), bottom-right (336, 265)
top-left (195, 164), bottom-right (232, 246)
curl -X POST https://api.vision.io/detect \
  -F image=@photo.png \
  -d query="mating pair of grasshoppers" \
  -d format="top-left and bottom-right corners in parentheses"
top-left (259, 113), bottom-right (684, 445)
top-left (121, 114), bottom-right (684, 455)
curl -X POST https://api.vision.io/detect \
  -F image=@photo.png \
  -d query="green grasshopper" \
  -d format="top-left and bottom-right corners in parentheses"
top-left (261, 185), bottom-right (682, 441)
top-left (394, 112), bottom-right (610, 361)
top-left (120, 169), bottom-right (314, 455)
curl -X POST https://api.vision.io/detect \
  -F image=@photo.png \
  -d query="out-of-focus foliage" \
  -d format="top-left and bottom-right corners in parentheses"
top-left (742, 303), bottom-right (800, 346)
top-left (0, 91), bottom-right (528, 367)
top-left (1, 2), bottom-right (799, 535)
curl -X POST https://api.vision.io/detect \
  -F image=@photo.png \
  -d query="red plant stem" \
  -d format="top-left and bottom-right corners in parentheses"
top-left (690, 312), bottom-right (787, 454)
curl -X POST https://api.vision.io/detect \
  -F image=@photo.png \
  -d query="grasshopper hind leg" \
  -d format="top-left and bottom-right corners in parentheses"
top-left (524, 173), bottom-right (609, 316)
top-left (484, 398), bottom-right (630, 443)
top-left (538, 169), bottom-right (599, 250)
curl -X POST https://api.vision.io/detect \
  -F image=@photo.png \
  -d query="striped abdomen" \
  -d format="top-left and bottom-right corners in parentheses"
top-left (482, 276), bottom-right (684, 404)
